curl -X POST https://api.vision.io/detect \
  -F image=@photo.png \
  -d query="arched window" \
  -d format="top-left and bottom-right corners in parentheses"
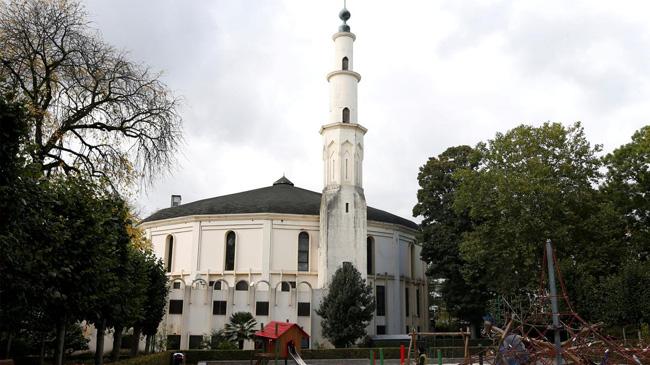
top-left (165, 235), bottom-right (174, 273)
top-left (235, 280), bottom-right (249, 291)
top-left (225, 231), bottom-right (236, 271)
top-left (367, 236), bottom-right (374, 275)
top-left (342, 107), bottom-right (350, 123)
top-left (342, 56), bottom-right (349, 70)
top-left (298, 232), bottom-right (309, 272)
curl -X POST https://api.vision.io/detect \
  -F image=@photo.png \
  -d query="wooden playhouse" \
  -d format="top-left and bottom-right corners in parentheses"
top-left (254, 321), bottom-right (309, 360)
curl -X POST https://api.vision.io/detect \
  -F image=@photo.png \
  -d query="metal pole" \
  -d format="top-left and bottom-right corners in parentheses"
top-left (546, 239), bottom-right (562, 365)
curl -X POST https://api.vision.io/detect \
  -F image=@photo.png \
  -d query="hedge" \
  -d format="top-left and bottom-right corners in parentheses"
top-left (110, 352), bottom-right (172, 365)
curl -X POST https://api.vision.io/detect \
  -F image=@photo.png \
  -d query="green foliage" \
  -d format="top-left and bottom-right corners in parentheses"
top-left (203, 330), bottom-right (236, 350)
top-left (413, 145), bottom-right (488, 327)
top-left (316, 262), bottom-right (375, 348)
top-left (110, 351), bottom-right (172, 365)
top-left (223, 312), bottom-right (257, 349)
top-left (139, 254), bottom-right (169, 338)
top-left (453, 122), bottom-right (613, 297)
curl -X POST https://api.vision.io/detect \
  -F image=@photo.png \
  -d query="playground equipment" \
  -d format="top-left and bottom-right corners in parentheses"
top-left (468, 240), bottom-right (649, 365)
top-left (253, 321), bottom-right (309, 365)
top-left (406, 328), bottom-right (471, 364)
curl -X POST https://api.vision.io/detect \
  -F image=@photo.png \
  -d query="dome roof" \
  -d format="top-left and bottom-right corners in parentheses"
top-left (141, 178), bottom-right (418, 230)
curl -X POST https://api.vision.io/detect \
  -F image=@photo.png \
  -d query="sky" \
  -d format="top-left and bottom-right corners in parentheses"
top-left (83, 0), bottom-right (650, 222)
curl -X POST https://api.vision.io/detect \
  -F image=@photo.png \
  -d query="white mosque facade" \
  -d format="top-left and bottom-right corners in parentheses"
top-left (140, 8), bottom-right (428, 350)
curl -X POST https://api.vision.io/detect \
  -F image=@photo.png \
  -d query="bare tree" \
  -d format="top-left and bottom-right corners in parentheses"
top-left (0, 0), bottom-right (182, 187)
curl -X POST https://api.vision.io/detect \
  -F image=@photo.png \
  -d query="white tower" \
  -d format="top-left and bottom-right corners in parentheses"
top-left (319, 5), bottom-right (368, 287)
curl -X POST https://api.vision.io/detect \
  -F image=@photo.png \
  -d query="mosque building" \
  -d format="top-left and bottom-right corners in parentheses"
top-left (140, 6), bottom-right (428, 350)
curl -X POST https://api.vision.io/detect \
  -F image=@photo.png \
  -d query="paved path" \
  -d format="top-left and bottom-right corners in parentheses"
top-left (200, 359), bottom-right (465, 365)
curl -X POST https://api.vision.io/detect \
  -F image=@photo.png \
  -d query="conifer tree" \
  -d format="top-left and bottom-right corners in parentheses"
top-left (316, 262), bottom-right (375, 348)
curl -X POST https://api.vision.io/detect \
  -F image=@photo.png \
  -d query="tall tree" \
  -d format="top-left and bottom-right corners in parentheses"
top-left (316, 262), bottom-right (375, 348)
top-left (453, 122), bottom-right (624, 311)
top-left (139, 254), bottom-right (168, 354)
top-left (413, 145), bottom-right (489, 333)
top-left (0, 0), bottom-right (182, 187)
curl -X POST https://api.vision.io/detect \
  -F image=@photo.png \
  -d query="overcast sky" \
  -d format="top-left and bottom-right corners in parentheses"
top-left (83, 0), bottom-right (650, 222)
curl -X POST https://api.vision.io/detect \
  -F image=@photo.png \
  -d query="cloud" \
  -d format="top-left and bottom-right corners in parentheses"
top-left (82, 0), bottom-right (650, 223)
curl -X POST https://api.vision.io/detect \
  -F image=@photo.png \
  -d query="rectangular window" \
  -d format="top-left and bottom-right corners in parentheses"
top-left (345, 203), bottom-right (349, 212)
top-left (405, 287), bottom-right (410, 317)
top-left (406, 326), bottom-right (410, 334)
top-left (256, 301), bottom-right (269, 316)
top-left (213, 300), bottom-right (227, 315)
top-left (172, 282), bottom-right (181, 289)
top-left (281, 281), bottom-right (296, 292)
top-left (166, 335), bottom-right (181, 350)
top-left (376, 285), bottom-right (386, 316)
top-left (416, 289), bottom-right (421, 317)
top-left (376, 325), bottom-right (386, 335)
top-left (169, 300), bottom-right (183, 315)
top-left (189, 335), bottom-right (203, 349)
top-left (208, 280), bottom-right (215, 287)
top-left (298, 302), bottom-right (311, 316)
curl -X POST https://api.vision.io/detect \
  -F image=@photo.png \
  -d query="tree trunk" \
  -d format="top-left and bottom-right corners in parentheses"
top-left (4, 333), bottom-right (12, 359)
top-left (144, 335), bottom-right (151, 354)
top-left (94, 319), bottom-right (106, 365)
top-left (111, 326), bottom-right (123, 362)
top-left (130, 326), bottom-right (141, 357)
top-left (53, 321), bottom-right (66, 365)
top-left (39, 338), bottom-right (46, 365)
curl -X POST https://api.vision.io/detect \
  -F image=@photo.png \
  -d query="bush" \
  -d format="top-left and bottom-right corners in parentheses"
top-left (110, 352), bottom-right (172, 365)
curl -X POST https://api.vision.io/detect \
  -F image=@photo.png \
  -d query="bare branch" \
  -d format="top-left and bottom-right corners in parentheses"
top-left (0, 0), bottom-right (183, 189)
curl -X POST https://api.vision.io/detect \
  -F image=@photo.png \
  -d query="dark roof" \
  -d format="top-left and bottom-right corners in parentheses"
top-left (141, 177), bottom-right (419, 230)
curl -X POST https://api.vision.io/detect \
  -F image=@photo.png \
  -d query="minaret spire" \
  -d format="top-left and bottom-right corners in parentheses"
top-left (339, 1), bottom-right (351, 32)
top-left (319, 3), bottom-right (368, 287)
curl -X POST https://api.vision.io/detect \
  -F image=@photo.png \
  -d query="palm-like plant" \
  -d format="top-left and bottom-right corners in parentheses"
top-left (223, 312), bottom-right (257, 349)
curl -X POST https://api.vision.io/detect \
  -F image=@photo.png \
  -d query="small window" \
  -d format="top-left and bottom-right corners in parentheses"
top-left (301, 337), bottom-right (310, 349)
top-left (225, 231), bottom-right (236, 271)
top-left (165, 235), bottom-right (174, 272)
top-left (367, 237), bottom-right (374, 275)
top-left (172, 281), bottom-right (181, 289)
top-left (345, 203), bottom-right (349, 212)
top-left (189, 335), bottom-right (203, 349)
top-left (376, 285), bottom-right (386, 316)
top-left (416, 289), bottom-right (421, 317)
top-left (213, 300), bottom-right (227, 315)
top-left (166, 335), bottom-right (181, 350)
top-left (405, 287), bottom-right (410, 317)
top-left (208, 280), bottom-right (214, 287)
top-left (213, 281), bottom-right (222, 290)
top-left (406, 326), bottom-right (410, 334)
top-left (256, 301), bottom-right (269, 316)
top-left (298, 302), bottom-right (311, 316)
top-left (342, 56), bottom-right (349, 70)
top-left (342, 107), bottom-right (350, 123)
top-left (376, 325), bottom-right (386, 335)
top-left (169, 300), bottom-right (183, 315)
top-left (298, 232), bottom-right (309, 272)
top-left (281, 281), bottom-right (296, 292)
top-left (235, 280), bottom-right (249, 291)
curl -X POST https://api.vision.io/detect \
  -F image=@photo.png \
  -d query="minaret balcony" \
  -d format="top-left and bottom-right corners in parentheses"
top-left (326, 70), bottom-right (361, 82)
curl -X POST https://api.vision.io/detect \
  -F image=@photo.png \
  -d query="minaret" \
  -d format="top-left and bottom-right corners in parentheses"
top-left (318, 4), bottom-right (368, 287)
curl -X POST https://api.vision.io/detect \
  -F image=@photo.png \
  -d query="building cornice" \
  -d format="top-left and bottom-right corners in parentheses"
top-left (332, 31), bottom-right (356, 41)
top-left (319, 121), bottom-right (368, 135)
top-left (326, 69), bottom-right (361, 82)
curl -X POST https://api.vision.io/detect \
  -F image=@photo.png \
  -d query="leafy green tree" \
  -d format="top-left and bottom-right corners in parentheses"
top-left (316, 262), bottom-right (375, 348)
top-left (603, 126), bottom-right (650, 262)
top-left (453, 122), bottom-right (625, 315)
top-left (139, 254), bottom-right (169, 354)
top-left (223, 312), bottom-right (257, 350)
top-left (413, 145), bottom-right (489, 334)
